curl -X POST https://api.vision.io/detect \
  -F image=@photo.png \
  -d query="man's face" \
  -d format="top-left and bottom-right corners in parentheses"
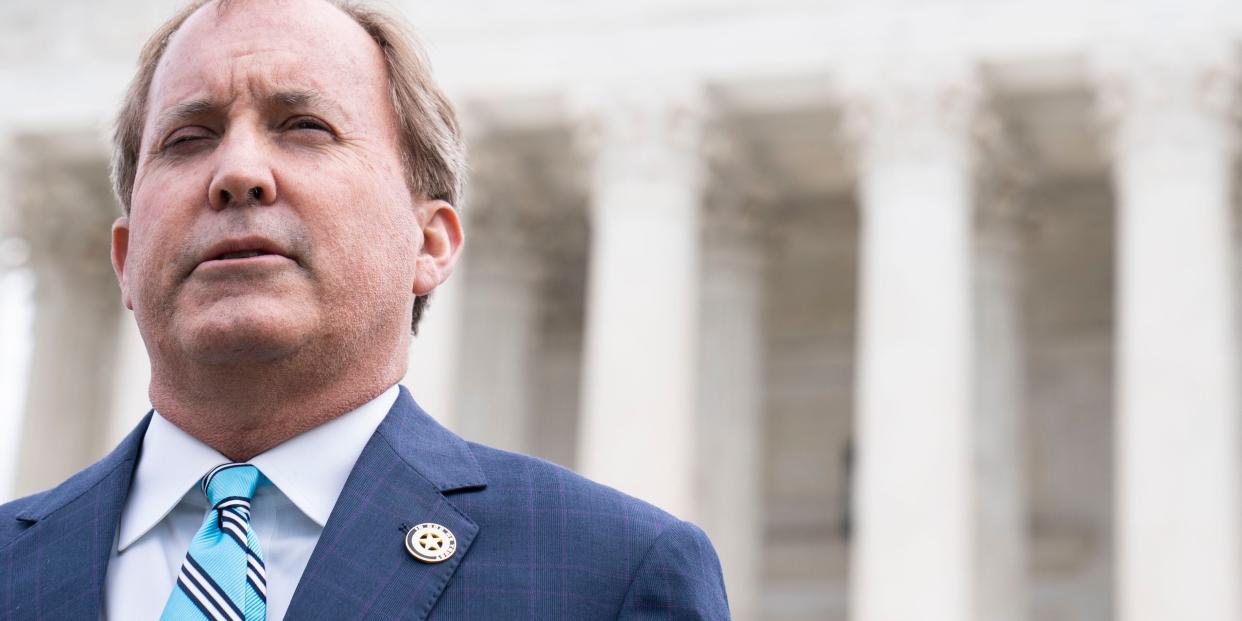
top-left (113, 0), bottom-right (450, 368)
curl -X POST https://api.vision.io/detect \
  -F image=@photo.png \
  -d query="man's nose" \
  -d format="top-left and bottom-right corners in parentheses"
top-left (207, 130), bottom-right (278, 210)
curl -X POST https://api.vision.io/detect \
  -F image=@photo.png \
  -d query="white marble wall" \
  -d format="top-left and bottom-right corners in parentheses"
top-left (0, 132), bottom-right (34, 503)
top-left (10, 132), bottom-right (127, 496)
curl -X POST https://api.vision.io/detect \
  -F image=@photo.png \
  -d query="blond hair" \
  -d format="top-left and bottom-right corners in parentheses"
top-left (110, 0), bottom-right (466, 332)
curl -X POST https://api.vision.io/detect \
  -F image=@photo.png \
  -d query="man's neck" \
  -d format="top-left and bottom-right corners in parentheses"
top-left (147, 347), bottom-right (406, 462)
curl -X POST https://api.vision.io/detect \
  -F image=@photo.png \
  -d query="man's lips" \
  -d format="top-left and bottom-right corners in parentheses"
top-left (215, 250), bottom-right (270, 260)
top-left (193, 236), bottom-right (297, 273)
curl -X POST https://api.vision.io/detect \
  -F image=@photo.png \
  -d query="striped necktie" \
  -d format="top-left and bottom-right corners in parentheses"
top-left (161, 463), bottom-right (269, 621)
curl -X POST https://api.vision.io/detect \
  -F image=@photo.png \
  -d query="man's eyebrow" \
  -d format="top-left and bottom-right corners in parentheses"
top-left (267, 89), bottom-right (341, 115)
top-left (269, 89), bottom-right (324, 108)
top-left (152, 98), bottom-right (220, 137)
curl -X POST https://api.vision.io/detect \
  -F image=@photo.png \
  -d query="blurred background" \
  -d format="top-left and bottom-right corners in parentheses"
top-left (1, 1), bottom-right (1240, 620)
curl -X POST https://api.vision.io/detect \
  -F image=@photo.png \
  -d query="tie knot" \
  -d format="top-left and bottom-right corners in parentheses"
top-left (200, 463), bottom-right (265, 508)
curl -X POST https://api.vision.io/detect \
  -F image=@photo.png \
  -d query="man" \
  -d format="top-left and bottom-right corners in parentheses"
top-left (0, 0), bottom-right (730, 619)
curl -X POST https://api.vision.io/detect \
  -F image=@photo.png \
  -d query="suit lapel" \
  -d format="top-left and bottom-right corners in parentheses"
top-left (286, 387), bottom-right (487, 620)
top-left (4, 415), bottom-right (148, 620)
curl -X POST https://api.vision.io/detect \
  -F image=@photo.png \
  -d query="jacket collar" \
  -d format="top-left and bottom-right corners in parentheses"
top-left (375, 387), bottom-right (487, 493)
top-left (5, 412), bottom-right (149, 619)
top-left (285, 385), bottom-right (487, 619)
top-left (6, 386), bottom-right (485, 621)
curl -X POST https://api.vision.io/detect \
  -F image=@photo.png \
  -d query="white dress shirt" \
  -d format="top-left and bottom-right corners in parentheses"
top-left (104, 385), bottom-right (399, 621)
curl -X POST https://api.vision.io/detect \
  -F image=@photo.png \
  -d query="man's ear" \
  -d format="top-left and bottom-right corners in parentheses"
top-left (412, 199), bottom-right (464, 296)
top-left (111, 216), bottom-right (134, 310)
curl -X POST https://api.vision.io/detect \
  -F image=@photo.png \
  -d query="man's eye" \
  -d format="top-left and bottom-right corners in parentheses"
top-left (161, 132), bottom-right (210, 152)
top-left (287, 117), bottom-right (331, 132)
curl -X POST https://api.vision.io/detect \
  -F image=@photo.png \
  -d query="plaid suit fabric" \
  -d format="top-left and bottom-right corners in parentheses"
top-left (432, 444), bottom-right (729, 619)
top-left (0, 388), bottom-right (730, 620)
top-left (0, 422), bottom-right (140, 620)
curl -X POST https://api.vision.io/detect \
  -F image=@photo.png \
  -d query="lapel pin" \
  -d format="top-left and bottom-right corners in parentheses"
top-left (405, 522), bottom-right (457, 564)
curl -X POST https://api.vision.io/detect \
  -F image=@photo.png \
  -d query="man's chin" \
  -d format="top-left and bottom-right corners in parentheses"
top-left (175, 314), bottom-right (314, 366)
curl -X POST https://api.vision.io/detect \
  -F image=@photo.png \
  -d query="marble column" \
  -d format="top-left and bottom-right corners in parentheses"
top-left (403, 266), bottom-right (464, 430)
top-left (972, 157), bottom-right (1029, 621)
top-left (527, 206), bottom-right (589, 469)
top-left (847, 73), bottom-right (980, 621)
top-left (1096, 43), bottom-right (1242, 621)
top-left (697, 174), bottom-right (767, 621)
top-left (107, 311), bottom-right (151, 446)
top-left (14, 132), bottom-right (123, 496)
top-left (0, 132), bottom-right (36, 502)
top-left (575, 87), bottom-right (705, 518)
top-left (453, 165), bottom-right (545, 453)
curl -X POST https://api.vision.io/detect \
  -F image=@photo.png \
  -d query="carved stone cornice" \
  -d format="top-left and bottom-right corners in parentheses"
top-left (840, 61), bottom-right (984, 174)
top-left (573, 83), bottom-right (706, 153)
top-left (466, 140), bottom-right (547, 216)
top-left (1092, 37), bottom-right (1239, 156)
top-left (535, 203), bottom-right (589, 333)
top-left (973, 107), bottom-right (1035, 251)
top-left (12, 132), bottom-right (117, 288)
top-left (463, 137), bottom-right (563, 284)
top-left (462, 207), bottom-right (546, 285)
top-left (571, 83), bottom-right (710, 189)
top-left (701, 129), bottom-right (774, 261)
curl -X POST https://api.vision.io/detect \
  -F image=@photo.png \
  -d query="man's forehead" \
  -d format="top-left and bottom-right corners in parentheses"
top-left (148, 0), bottom-right (384, 115)
top-left (157, 0), bottom-right (380, 85)
top-left (182, 0), bottom-right (358, 37)
top-left (151, 66), bottom-right (337, 112)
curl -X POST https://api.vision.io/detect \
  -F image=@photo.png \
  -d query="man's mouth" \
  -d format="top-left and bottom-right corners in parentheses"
top-left (194, 236), bottom-right (296, 275)
top-left (212, 250), bottom-right (274, 261)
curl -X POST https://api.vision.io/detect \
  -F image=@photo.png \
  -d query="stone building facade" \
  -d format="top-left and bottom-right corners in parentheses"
top-left (1, 1), bottom-right (1240, 620)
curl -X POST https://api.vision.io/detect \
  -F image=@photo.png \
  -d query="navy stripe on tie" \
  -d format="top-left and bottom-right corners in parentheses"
top-left (246, 569), bottom-right (267, 601)
top-left (218, 509), bottom-right (267, 589)
top-left (183, 555), bottom-right (245, 621)
top-left (245, 547), bottom-right (267, 600)
top-left (247, 554), bottom-right (267, 584)
top-left (214, 500), bottom-right (251, 531)
top-left (213, 496), bottom-right (252, 511)
top-left (216, 509), bottom-right (266, 587)
top-left (177, 574), bottom-right (229, 621)
top-left (219, 518), bottom-right (250, 550)
top-left (202, 463), bottom-right (249, 494)
top-left (245, 549), bottom-right (267, 597)
top-left (219, 507), bottom-right (248, 531)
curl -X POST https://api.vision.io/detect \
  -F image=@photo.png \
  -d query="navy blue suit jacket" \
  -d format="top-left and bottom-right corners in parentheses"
top-left (0, 387), bottom-right (730, 619)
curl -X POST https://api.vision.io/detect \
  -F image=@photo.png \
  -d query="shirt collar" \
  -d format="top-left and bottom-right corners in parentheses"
top-left (117, 384), bottom-right (400, 552)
